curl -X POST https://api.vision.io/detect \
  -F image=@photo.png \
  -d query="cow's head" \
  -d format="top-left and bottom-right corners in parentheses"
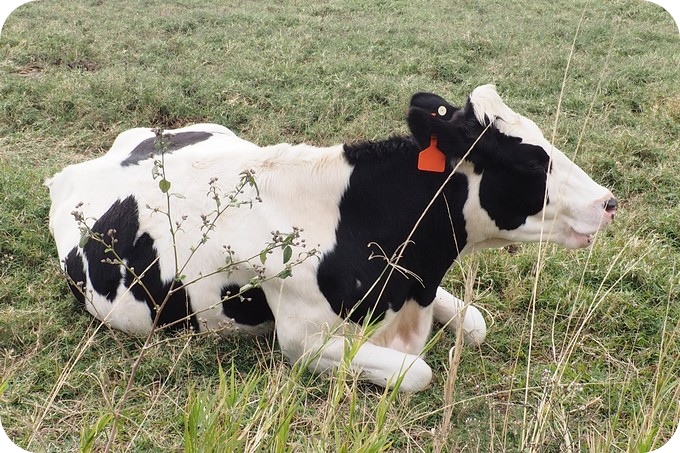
top-left (408, 85), bottom-right (617, 250)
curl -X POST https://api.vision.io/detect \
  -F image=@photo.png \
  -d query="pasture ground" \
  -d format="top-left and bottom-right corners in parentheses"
top-left (1, 0), bottom-right (679, 451)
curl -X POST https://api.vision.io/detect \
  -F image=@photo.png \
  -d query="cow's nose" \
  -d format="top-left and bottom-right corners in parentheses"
top-left (605, 197), bottom-right (617, 214)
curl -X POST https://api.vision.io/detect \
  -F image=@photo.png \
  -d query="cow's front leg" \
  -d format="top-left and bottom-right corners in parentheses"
top-left (275, 320), bottom-right (432, 391)
top-left (300, 334), bottom-right (433, 392)
top-left (433, 287), bottom-right (486, 346)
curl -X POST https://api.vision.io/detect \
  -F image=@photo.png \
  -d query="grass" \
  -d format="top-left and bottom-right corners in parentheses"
top-left (1, 0), bottom-right (679, 451)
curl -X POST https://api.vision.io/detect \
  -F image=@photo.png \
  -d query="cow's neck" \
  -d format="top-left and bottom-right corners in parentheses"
top-left (316, 137), bottom-right (469, 322)
top-left (341, 135), bottom-right (468, 255)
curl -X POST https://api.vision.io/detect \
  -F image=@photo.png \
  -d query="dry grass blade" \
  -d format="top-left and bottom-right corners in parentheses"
top-left (436, 258), bottom-right (479, 452)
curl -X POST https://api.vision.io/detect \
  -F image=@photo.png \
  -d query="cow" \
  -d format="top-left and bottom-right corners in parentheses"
top-left (46, 85), bottom-right (617, 392)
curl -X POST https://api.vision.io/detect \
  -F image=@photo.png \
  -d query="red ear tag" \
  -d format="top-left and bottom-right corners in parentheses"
top-left (417, 135), bottom-right (446, 173)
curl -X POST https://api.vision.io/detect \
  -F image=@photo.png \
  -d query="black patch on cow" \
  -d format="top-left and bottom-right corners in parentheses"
top-left (123, 232), bottom-right (199, 332)
top-left (121, 131), bottom-right (212, 167)
top-left (477, 144), bottom-right (549, 230)
top-left (220, 284), bottom-right (274, 326)
top-left (318, 137), bottom-right (468, 324)
top-left (81, 195), bottom-right (198, 332)
top-left (83, 196), bottom-right (140, 301)
top-left (461, 115), bottom-right (551, 231)
top-left (64, 247), bottom-right (87, 306)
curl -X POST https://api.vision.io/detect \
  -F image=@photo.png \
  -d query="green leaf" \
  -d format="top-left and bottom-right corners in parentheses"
top-left (79, 231), bottom-right (89, 248)
top-left (0, 377), bottom-right (8, 398)
top-left (277, 268), bottom-right (292, 279)
top-left (159, 178), bottom-right (171, 193)
top-left (282, 245), bottom-right (292, 264)
top-left (259, 249), bottom-right (268, 264)
top-left (80, 413), bottom-right (113, 453)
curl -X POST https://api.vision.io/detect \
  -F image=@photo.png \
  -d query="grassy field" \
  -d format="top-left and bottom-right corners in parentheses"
top-left (1, 0), bottom-right (679, 451)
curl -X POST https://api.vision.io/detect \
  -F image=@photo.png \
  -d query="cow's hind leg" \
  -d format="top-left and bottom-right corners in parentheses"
top-left (433, 287), bottom-right (487, 346)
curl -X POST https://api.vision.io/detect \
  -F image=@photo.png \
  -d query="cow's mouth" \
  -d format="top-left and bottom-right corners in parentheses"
top-left (566, 206), bottom-right (616, 249)
top-left (568, 227), bottom-right (598, 249)
top-left (569, 219), bottom-right (614, 248)
top-left (571, 228), bottom-right (595, 249)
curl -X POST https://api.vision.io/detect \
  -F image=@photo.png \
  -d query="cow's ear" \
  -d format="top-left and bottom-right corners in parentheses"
top-left (409, 93), bottom-right (456, 120)
top-left (407, 93), bottom-right (460, 152)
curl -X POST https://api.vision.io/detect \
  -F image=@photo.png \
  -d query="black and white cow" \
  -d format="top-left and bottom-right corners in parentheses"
top-left (47, 85), bottom-right (616, 391)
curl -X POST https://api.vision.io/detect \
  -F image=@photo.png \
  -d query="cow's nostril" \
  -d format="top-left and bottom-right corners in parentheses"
top-left (605, 197), bottom-right (618, 212)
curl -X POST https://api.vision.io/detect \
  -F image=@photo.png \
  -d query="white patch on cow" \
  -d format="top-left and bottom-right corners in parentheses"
top-left (454, 161), bottom-right (527, 254)
top-left (295, 311), bottom-right (434, 392)
top-left (455, 161), bottom-right (507, 254)
top-left (469, 85), bottom-right (546, 147)
top-left (467, 85), bottom-right (615, 249)
top-left (77, 252), bottom-right (155, 335)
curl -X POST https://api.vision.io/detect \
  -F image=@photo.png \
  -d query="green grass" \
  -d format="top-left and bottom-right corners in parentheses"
top-left (1, 0), bottom-right (679, 451)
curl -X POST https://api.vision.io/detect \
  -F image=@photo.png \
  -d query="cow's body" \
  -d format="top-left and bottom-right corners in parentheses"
top-left (47, 86), bottom-right (616, 391)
